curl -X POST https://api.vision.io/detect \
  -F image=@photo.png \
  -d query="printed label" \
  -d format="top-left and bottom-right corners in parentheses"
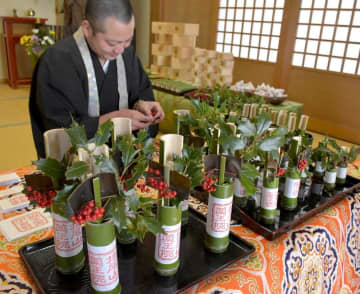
top-left (336, 167), bottom-right (347, 179)
top-left (182, 199), bottom-right (189, 211)
top-left (0, 194), bottom-right (29, 213)
top-left (324, 171), bottom-right (337, 184)
top-left (53, 214), bottom-right (83, 258)
top-left (260, 187), bottom-right (279, 210)
top-left (155, 223), bottom-right (181, 264)
top-left (87, 240), bottom-right (119, 292)
top-left (315, 161), bottom-right (325, 173)
top-left (284, 177), bottom-right (301, 198)
top-left (206, 195), bottom-right (233, 238)
top-left (11, 210), bottom-right (49, 232)
top-left (233, 178), bottom-right (246, 198)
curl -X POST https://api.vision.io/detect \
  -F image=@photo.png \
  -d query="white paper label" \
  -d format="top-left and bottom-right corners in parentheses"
top-left (336, 167), bottom-right (347, 179)
top-left (206, 195), bottom-right (233, 238)
top-left (324, 171), bottom-right (337, 184)
top-left (53, 213), bottom-right (83, 258)
top-left (260, 187), bottom-right (279, 210)
top-left (182, 199), bottom-right (189, 211)
top-left (155, 223), bottom-right (181, 264)
top-left (315, 161), bottom-right (324, 173)
top-left (233, 178), bottom-right (246, 198)
top-left (87, 240), bottom-right (119, 292)
top-left (284, 177), bottom-right (301, 198)
top-left (0, 194), bottom-right (29, 213)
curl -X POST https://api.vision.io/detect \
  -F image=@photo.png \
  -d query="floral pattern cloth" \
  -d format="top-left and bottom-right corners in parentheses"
top-left (0, 167), bottom-right (360, 294)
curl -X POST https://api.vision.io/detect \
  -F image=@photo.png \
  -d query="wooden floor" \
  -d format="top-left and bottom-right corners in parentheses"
top-left (0, 83), bottom-right (358, 171)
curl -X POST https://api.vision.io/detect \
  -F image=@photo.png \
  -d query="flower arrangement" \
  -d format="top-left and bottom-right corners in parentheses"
top-left (20, 26), bottom-right (55, 61)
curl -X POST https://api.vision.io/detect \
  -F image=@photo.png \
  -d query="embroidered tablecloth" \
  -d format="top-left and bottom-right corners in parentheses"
top-left (0, 166), bottom-right (359, 294)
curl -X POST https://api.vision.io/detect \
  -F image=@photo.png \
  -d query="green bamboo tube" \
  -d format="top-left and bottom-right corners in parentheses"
top-left (281, 167), bottom-right (301, 211)
top-left (336, 163), bottom-right (348, 184)
top-left (86, 219), bottom-right (121, 294)
top-left (154, 203), bottom-right (182, 276)
top-left (324, 168), bottom-right (337, 191)
top-left (260, 177), bottom-right (279, 224)
top-left (204, 182), bottom-right (233, 253)
top-left (52, 202), bottom-right (85, 275)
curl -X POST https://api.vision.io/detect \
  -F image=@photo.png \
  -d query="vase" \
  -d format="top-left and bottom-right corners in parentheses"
top-left (86, 218), bottom-right (121, 294)
top-left (52, 201), bottom-right (85, 275)
top-left (154, 204), bottom-right (182, 276)
top-left (314, 161), bottom-right (325, 179)
top-left (259, 177), bottom-right (279, 225)
top-left (336, 163), bottom-right (348, 185)
top-left (281, 168), bottom-right (301, 211)
top-left (204, 182), bottom-right (233, 253)
top-left (116, 189), bottom-right (137, 245)
top-left (233, 178), bottom-right (248, 208)
top-left (324, 168), bottom-right (337, 191)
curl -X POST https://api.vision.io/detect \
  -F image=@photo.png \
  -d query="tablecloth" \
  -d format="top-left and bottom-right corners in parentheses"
top-left (0, 164), bottom-right (360, 294)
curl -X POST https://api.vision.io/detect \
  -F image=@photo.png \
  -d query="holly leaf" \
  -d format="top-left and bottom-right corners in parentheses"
top-left (143, 216), bottom-right (165, 235)
top-left (110, 197), bottom-right (127, 231)
top-left (220, 136), bottom-right (246, 154)
top-left (258, 136), bottom-right (284, 151)
top-left (65, 161), bottom-right (89, 179)
top-left (256, 113), bottom-right (272, 136)
top-left (95, 120), bottom-right (113, 146)
top-left (54, 183), bottom-right (77, 202)
top-left (272, 126), bottom-right (288, 137)
top-left (238, 120), bottom-right (256, 137)
top-left (128, 193), bottom-right (140, 212)
top-left (240, 174), bottom-right (257, 196)
top-left (65, 124), bottom-right (88, 148)
top-left (33, 158), bottom-right (66, 184)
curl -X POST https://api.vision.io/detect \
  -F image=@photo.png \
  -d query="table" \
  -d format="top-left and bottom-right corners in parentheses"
top-left (153, 88), bottom-right (304, 135)
top-left (1, 17), bottom-right (47, 88)
top-left (1, 162), bottom-right (360, 294)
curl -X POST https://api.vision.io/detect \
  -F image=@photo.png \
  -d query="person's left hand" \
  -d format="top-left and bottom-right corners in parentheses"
top-left (135, 100), bottom-right (165, 124)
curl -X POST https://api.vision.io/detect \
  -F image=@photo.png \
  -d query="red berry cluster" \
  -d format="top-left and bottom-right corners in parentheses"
top-left (25, 186), bottom-right (56, 208)
top-left (148, 167), bottom-right (160, 176)
top-left (201, 174), bottom-right (218, 193)
top-left (146, 177), bottom-right (177, 199)
top-left (71, 200), bottom-right (105, 225)
top-left (298, 159), bottom-right (307, 170)
top-left (146, 168), bottom-right (177, 199)
top-left (277, 168), bottom-right (285, 177)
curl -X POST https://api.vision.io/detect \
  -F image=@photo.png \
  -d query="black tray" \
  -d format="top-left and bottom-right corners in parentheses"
top-left (19, 211), bottom-right (254, 294)
top-left (232, 176), bottom-right (360, 240)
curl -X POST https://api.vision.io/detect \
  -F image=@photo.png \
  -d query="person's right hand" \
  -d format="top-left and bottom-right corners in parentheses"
top-left (99, 109), bottom-right (153, 130)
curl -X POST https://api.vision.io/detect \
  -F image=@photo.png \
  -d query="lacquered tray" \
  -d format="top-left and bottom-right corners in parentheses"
top-left (232, 176), bottom-right (360, 240)
top-left (19, 210), bottom-right (254, 294)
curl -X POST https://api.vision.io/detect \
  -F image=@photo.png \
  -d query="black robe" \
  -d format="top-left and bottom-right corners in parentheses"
top-left (29, 36), bottom-right (156, 158)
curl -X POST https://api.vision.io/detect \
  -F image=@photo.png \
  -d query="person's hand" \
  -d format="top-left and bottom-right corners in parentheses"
top-left (99, 109), bottom-right (153, 130)
top-left (134, 100), bottom-right (165, 124)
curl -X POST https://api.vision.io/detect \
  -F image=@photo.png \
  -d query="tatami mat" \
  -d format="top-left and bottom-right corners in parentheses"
top-left (0, 98), bottom-right (30, 126)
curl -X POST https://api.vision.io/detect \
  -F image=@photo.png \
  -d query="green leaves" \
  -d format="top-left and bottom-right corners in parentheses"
top-left (65, 161), bottom-right (89, 179)
top-left (258, 136), bottom-right (284, 152)
top-left (240, 163), bottom-right (260, 196)
top-left (65, 122), bottom-right (88, 149)
top-left (255, 113), bottom-right (272, 136)
top-left (94, 120), bottom-right (113, 146)
top-left (220, 136), bottom-right (246, 155)
top-left (33, 158), bottom-right (66, 189)
top-left (54, 183), bottom-right (77, 202)
top-left (238, 120), bottom-right (256, 137)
